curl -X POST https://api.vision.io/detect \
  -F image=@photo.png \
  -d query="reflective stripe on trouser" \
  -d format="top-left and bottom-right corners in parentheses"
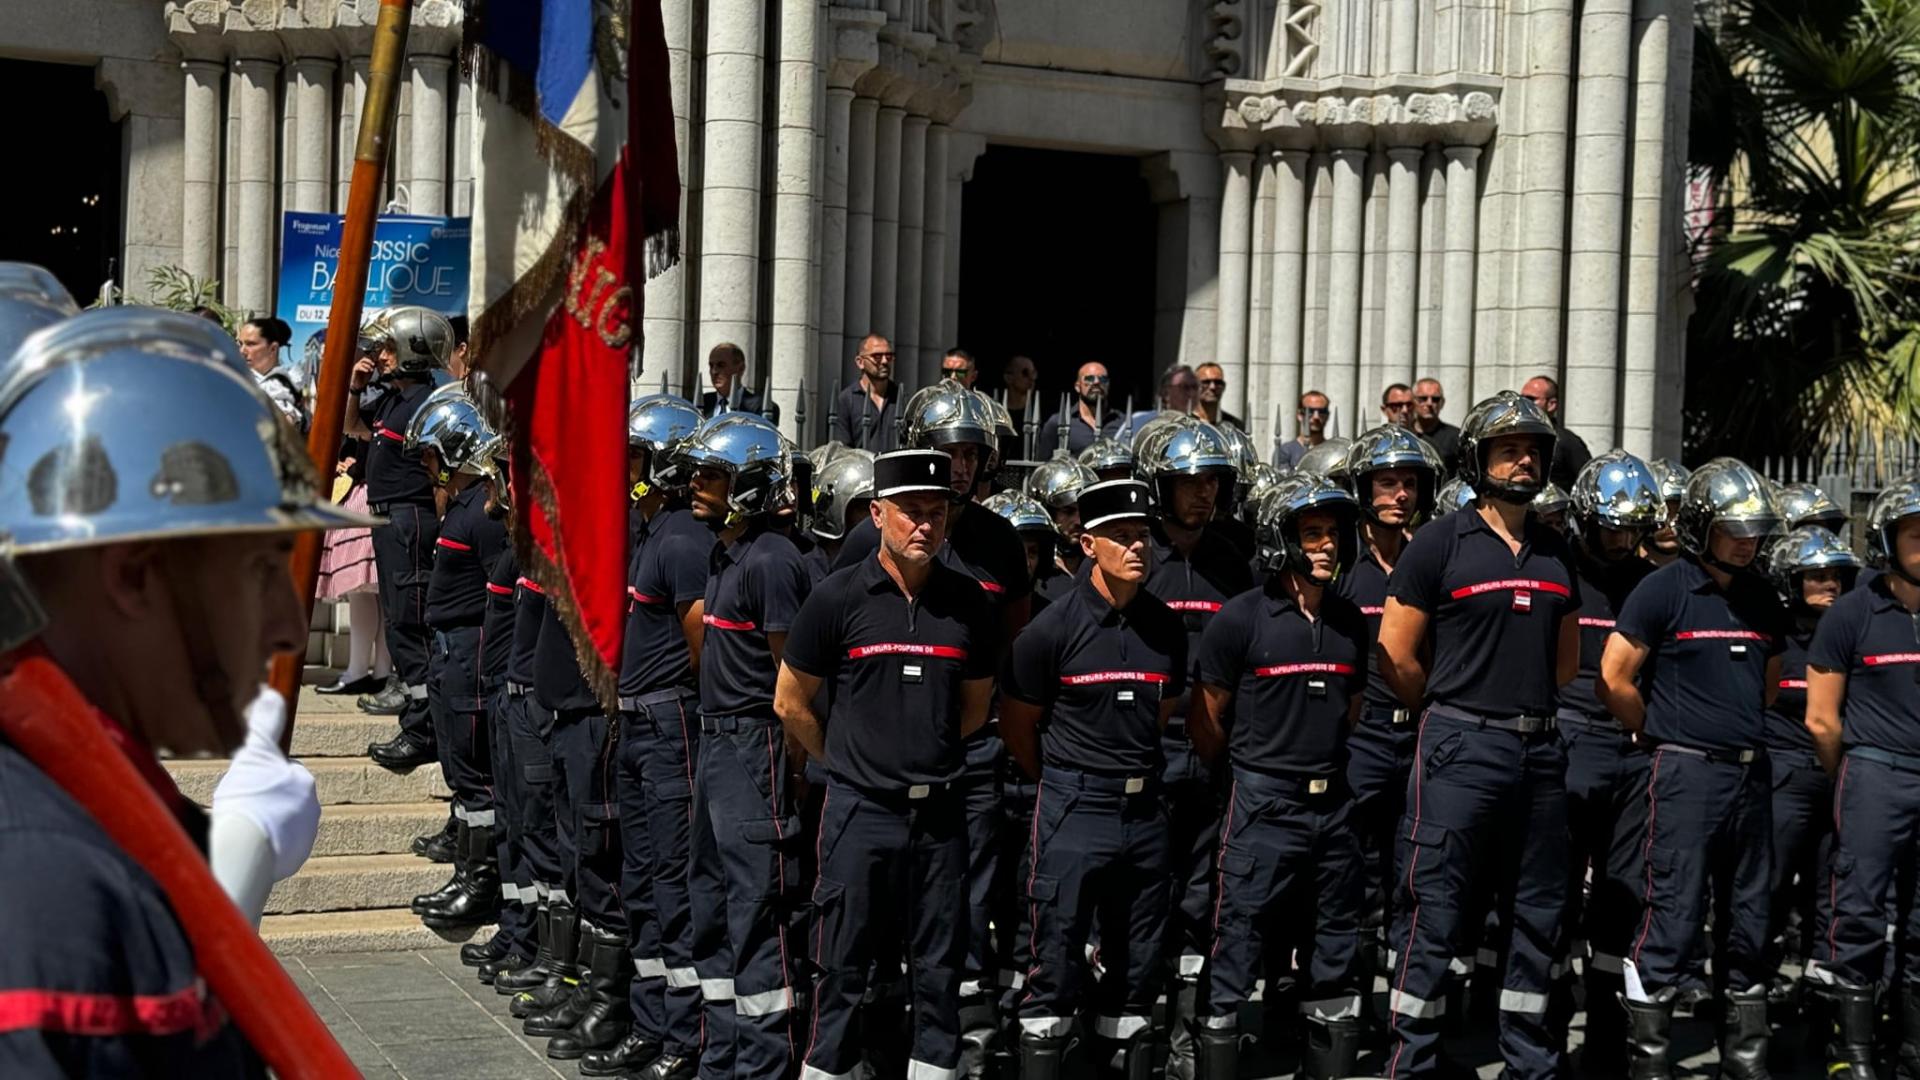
top-left (1162, 727), bottom-right (1223, 981)
top-left (488, 686), bottom-right (536, 956)
top-left (618, 690), bottom-right (702, 1054)
top-left (1626, 748), bottom-right (1772, 996)
top-left (1201, 767), bottom-right (1364, 1028)
top-left (1017, 767), bottom-right (1172, 1039)
top-left (956, 728), bottom-right (1001, 1004)
top-left (507, 696), bottom-right (562, 895)
top-left (428, 625), bottom-right (494, 814)
top-left (1346, 706), bottom-right (1417, 952)
top-left (1820, 754), bottom-right (1920, 988)
top-left (370, 501), bottom-right (437, 745)
top-left (1560, 721), bottom-right (1648, 1045)
top-left (689, 719), bottom-right (800, 1080)
top-left (1386, 712), bottom-right (1568, 1080)
top-left (801, 782), bottom-right (966, 1080)
top-left (555, 708), bottom-right (625, 930)
top-left (1766, 750), bottom-right (1832, 976)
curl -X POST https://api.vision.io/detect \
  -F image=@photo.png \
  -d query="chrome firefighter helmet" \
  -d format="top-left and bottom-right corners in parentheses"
top-left (1866, 477), bottom-right (1920, 581)
top-left (1295, 437), bottom-right (1354, 483)
top-left (1240, 461), bottom-right (1286, 527)
top-left (1433, 477), bottom-right (1476, 519)
top-left (0, 262), bottom-right (78, 363)
top-left (675, 412), bottom-right (791, 522)
top-left (810, 448), bottom-right (876, 542)
top-left (1127, 410), bottom-right (1193, 459)
top-left (1132, 416), bottom-right (1238, 513)
top-left (1570, 451), bottom-right (1664, 535)
top-left (1256, 472), bottom-right (1359, 577)
top-left (1775, 482), bottom-right (1847, 534)
top-left (1767, 525), bottom-right (1861, 606)
top-left (628, 393), bottom-right (704, 492)
top-left (1457, 391), bottom-right (1557, 502)
top-left (902, 381), bottom-right (996, 452)
top-left (1675, 457), bottom-right (1781, 563)
top-left (407, 387), bottom-right (503, 481)
top-left (1647, 458), bottom-right (1691, 505)
top-left (0, 308), bottom-right (376, 554)
top-left (1077, 435), bottom-right (1134, 478)
top-left (1026, 455), bottom-right (1097, 511)
top-left (1532, 482), bottom-right (1571, 517)
top-left (982, 491), bottom-right (1054, 536)
top-left (1343, 425), bottom-right (1443, 523)
top-left (366, 305), bottom-right (454, 375)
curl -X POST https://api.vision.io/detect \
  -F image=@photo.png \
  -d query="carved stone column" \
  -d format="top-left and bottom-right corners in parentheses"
top-left (1438, 146), bottom-right (1481, 400)
top-left (181, 60), bottom-right (223, 281)
top-left (1565, 0), bottom-right (1632, 447)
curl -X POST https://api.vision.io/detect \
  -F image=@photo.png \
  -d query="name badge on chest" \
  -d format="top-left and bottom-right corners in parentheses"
top-left (902, 662), bottom-right (924, 684)
top-left (1728, 643), bottom-right (1747, 659)
top-left (1116, 689), bottom-right (1135, 703)
top-left (1512, 589), bottom-right (1532, 614)
top-left (1307, 676), bottom-right (1328, 699)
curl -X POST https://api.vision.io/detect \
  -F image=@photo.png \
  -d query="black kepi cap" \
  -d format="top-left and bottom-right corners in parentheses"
top-left (1077, 479), bottom-right (1153, 530)
top-left (873, 449), bottom-right (953, 499)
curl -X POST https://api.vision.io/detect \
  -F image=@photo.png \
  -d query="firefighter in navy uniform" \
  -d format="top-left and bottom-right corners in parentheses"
top-left (406, 389), bottom-right (510, 930)
top-left (679, 412), bottom-right (813, 1080)
top-left (1187, 473), bottom-right (1371, 1080)
top-left (1598, 457), bottom-right (1789, 1079)
top-left (1000, 479), bottom-right (1188, 1079)
top-left (583, 393), bottom-right (711, 1080)
top-left (807, 449), bottom-right (876, 576)
top-left (0, 309), bottom-right (377, 1074)
top-left (1807, 479), bottom-right (1920, 1078)
top-left (1554, 450), bottom-right (1662, 1073)
top-left (1375, 391), bottom-right (1583, 1080)
top-left (1025, 455), bottom-right (1099, 608)
top-left (983, 491), bottom-right (1059, 612)
top-left (347, 307), bottom-right (457, 771)
top-left (777, 449), bottom-right (1002, 1080)
top-left (1760, 527), bottom-right (1857, 1013)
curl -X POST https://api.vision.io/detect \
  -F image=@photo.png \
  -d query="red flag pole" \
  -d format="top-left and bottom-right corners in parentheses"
top-left (270, 0), bottom-right (414, 751)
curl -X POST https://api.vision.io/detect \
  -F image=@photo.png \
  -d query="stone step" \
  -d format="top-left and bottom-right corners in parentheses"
top-left (166, 757), bottom-right (450, 807)
top-left (267, 853), bottom-right (454, 915)
top-left (310, 801), bottom-right (450, 858)
top-left (262, 907), bottom-right (495, 956)
top-left (288, 713), bottom-right (404, 758)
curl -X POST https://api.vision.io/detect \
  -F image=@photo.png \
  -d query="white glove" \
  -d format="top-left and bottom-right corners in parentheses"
top-left (211, 686), bottom-right (321, 887)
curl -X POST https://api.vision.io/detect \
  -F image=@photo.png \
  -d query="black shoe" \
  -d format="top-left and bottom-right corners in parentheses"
top-left (358, 678), bottom-right (406, 715)
top-left (368, 733), bottom-right (436, 771)
top-left (1719, 988), bottom-right (1772, 1080)
top-left (420, 820), bottom-right (501, 929)
top-left (636, 1053), bottom-right (697, 1080)
top-left (1018, 1032), bottom-right (1071, 1080)
top-left (1826, 984), bottom-right (1881, 1079)
top-left (317, 672), bottom-right (384, 696)
top-left (545, 923), bottom-right (634, 1059)
top-left (478, 950), bottom-right (531, 985)
top-left (460, 927), bottom-right (512, 968)
top-left (580, 1031), bottom-right (662, 1076)
top-left (523, 981), bottom-right (589, 1038)
top-left (411, 823), bottom-right (458, 864)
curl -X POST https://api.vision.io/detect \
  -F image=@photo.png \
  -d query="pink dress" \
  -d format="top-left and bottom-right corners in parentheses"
top-left (317, 483), bottom-right (379, 598)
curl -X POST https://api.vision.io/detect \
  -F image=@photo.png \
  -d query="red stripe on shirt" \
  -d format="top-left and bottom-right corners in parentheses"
top-left (436, 536), bottom-right (473, 552)
top-left (977, 580), bottom-right (1005, 594)
top-left (703, 614), bottom-right (757, 631)
top-left (0, 984), bottom-right (210, 1037)
top-left (373, 425), bottom-right (405, 442)
top-left (628, 586), bottom-right (666, 605)
top-left (1579, 617), bottom-right (1616, 628)
top-left (1360, 605), bottom-right (1385, 616)
top-left (1674, 630), bottom-right (1770, 642)
top-left (486, 582), bottom-right (513, 596)
top-left (1254, 662), bottom-right (1357, 677)
top-left (1864, 652), bottom-right (1920, 666)
top-left (1061, 671), bottom-right (1171, 686)
top-left (1779, 679), bottom-right (1808, 689)
top-left (1164, 600), bottom-right (1224, 613)
top-left (1448, 578), bottom-right (1572, 601)
top-left (848, 643), bottom-right (968, 660)
top-left (516, 576), bottom-right (546, 596)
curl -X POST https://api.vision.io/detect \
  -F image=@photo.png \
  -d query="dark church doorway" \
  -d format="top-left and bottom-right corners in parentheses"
top-left (958, 146), bottom-right (1158, 427)
top-left (0, 59), bottom-right (122, 303)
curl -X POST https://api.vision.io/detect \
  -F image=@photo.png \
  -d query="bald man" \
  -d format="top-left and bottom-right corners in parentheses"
top-left (1035, 361), bottom-right (1122, 460)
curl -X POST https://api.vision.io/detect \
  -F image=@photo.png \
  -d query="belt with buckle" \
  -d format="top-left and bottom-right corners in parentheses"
top-left (1233, 765), bottom-right (1339, 796)
top-left (1429, 705), bottom-right (1556, 734)
top-left (700, 714), bottom-right (777, 735)
top-left (1555, 712), bottom-right (1626, 735)
top-left (505, 681), bottom-right (530, 697)
top-left (1654, 742), bottom-right (1759, 765)
top-left (1847, 745), bottom-right (1920, 773)
top-left (619, 687), bottom-right (693, 714)
top-left (1042, 766), bottom-right (1155, 795)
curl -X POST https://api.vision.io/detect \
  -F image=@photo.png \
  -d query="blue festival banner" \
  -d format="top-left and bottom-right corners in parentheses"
top-left (275, 211), bottom-right (470, 384)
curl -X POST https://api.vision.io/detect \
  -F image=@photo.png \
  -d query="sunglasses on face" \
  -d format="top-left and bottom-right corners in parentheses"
top-left (1303, 406), bottom-right (1329, 416)
top-left (1081, 374), bottom-right (1110, 384)
top-left (1200, 379), bottom-right (1225, 388)
top-left (863, 351), bottom-right (896, 361)
top-left (1416, 395), bottom-right (1443, 403)
top-left (1385, 401), bottom-right (1412, 411)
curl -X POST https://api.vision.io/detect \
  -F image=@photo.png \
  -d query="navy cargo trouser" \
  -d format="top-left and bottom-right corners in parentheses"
top-left (429, 626), bottom-right (494, 818)
top-left (1346, 705), bottom-right (1418, 951)
top-left (1625, 746), bottom-right (1772, 998)
top-left (1767, 748), bottom-right (1832, 975)
top-left (487, 683), bottom-right (533, 953)
top-left (506, 689), bottom-right (562, 903)
top-left (1558, 716), bottom-right (1649, 1048)
top-left (1162, 720), bottom-right (1224, 984)
top-left (1820, 749), bottom-right (1920, 989)
top-left (801, 781), bottom-right (967, 1080)
top-left (1018, 766), bottom-right (1172, 1047)
top-left (617, 688), bottom-right (703, 1057)
top-left (689, 713), bottom-right (801, 1080)
top-left (1386, 708), bottom-right (1567, 1080)
top-left (957, 727), bottom-right (1003, 1002)
top-left (554, 708), bottom-right (624, 930)
top-left (1200, 768), bottom-right (1365, 1028)
top-left (993, 757), bottom-right (1039, 1011)
top-left (371, 500), bottom-right (437, 746)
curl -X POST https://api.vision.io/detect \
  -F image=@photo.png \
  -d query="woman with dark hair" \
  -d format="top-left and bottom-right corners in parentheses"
top-left (238, 316), bottom-right (306, 429)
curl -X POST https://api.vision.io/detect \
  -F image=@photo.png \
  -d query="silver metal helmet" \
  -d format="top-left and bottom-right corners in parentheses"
top-left (1775, 482), bottom-right (1848, 533)
top-left (674, 412), bottom-right (791, 521)
top-left (1532, 482), bottom-right (1571, 517)
top-left (1434, 477), bottom-right (1477, 519)
top-left (369, 305), bottom-right (454, 375)
top-left (1647, 458), bottom-right (1691, 505)
top-left (1865, 477), bottom-right (1920, 579)
top-left (809, 440), bottom-right (850, 476)
top-left (0, 308), bottom-right (376, 554)
top-left (1295, 437), bottom-right (1354, 483)
top-left (1127, 410), bottom-right (1193, 459)
top-left (810, 448), bottom-right (875, 542)
top-left (1256, 472), bottom-right (1359, 576)
top-left (1025, 455), bottom-right (1098, 514)
top-left (1344, 425), bottom-right (1443, 522)
top-left (628, 393), bottom-right (704, 490)
top-left (982, 491), bottom-right (1054, 536)
top-left (1457, 391), bottom-right (1557, 502)
top-left (1077, 435), bottom-right (1134, 477)
top-left (1767, 525), bottom-right (1861, 606)
top-left (1240, 461), bottom-right (1286, 526)
top-left (902, 381), bottom-right (996, 452)
top-left (980, 392), bottom-right (1018, 470)
top-left (1570, 450), bottom-right (1664, 535)
top-left (1132, 416), bottom-right (1237, 510)
top-left (407, 387), bottom-right (503, 480)
top-left (1675, 457), bottom-right (1781, 561)
top-left (0, 263), bottom-right (79, 364)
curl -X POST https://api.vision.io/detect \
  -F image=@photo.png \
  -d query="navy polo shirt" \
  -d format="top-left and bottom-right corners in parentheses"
top-left (832, 504), bottom-right (1034, 614)
top-left (700, 527), bottom-right (811, 718)
top-left (534, 602), bottom-right (598, 713)
top-left (361, 379), bottom-right (436, 506)
top-left (1148, 528), bottom-right (1253, 718)
top-left (426, 483), bottom-right (509, 628)
top-left (1559, 555), bottom-right (1653, 724)
top-left (1197, 582), bottom-right (1368, 774)
top-left (783, 557), bottom-right (1000, 790)
top-left (1387, 506), bottom-right (1581, 717)
top-left (1002, 575), bottom-right (1187, 776)
top-left (1809, 575), bottom-right (1920, 756)
top-left (619, 506), bottom-right (712, 698)
top-left (481, 545), bottom-right (518, 680)
top-left (802, 543), bottom-right (833, 584)
top-left (507, 574), bottom-right (545, 686)
top-left (1334, 546), bottom-right (1395, 711)
top-left (1615, 558), bottom-right (1787, 751)
top-left (1763, 626), bottom-right (1815, 752)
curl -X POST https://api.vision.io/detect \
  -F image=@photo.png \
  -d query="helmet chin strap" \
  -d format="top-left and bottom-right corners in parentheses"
top-left (1481, 483), bottom-right (1536, 506)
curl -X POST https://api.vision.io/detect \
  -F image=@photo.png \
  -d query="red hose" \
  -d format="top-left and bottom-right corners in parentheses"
top-left (0, 644), bottom-right (359, 1078)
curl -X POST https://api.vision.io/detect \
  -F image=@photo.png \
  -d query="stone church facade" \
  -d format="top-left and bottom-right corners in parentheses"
top-left (19, 0), bottom-right (1691, 457)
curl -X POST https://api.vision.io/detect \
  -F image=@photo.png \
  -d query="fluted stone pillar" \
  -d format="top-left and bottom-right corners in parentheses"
top-left (871, 102), bottom-right (904, 333)
top-left (1390, 0), bottom-right (1419, 73)
top-left (769, 0), bottom-right (821, 437)
top-left (181, 60), bottom-right (222, 281)
top-left (1438, 146), bottom-right (1481, 399)
top-left (896, 114), bottom-right (928, 382)
top-left (1268, 149), bottom-right (1308, 446)
top-left (337, 56), bottom-right (368, 212)
top-left (1382, 147), bottom-right (1422, 391)
top-left (643, 0), bottom-right (696, 388)
top-left (451, 75), bottom-right (473, 216)
top-left (1515, 0), bottom-right (1575, 379)
top-left (1622, 0), bottom-right (1676, 457)
top-left (233, 56), bottom-right (279, 316)
top-left (1214, 150), bottom-right (1254, 424)
top-left (697, 0), bottom-right (766, 360)
top-left (843, 95), bottom-right (879, 356)
top-left (290, 58), bottom-right (334, 213)
top-left (1565, 0), bottom-right (1632, 446)
top-left (407, 55), bottom-right (450, 216)
top-left (819, 83), bottom-right (857, 377)
top-left (920, 122), bottom-right (950, 371)
top-left (1326, 148), bottom-right (1366, 433)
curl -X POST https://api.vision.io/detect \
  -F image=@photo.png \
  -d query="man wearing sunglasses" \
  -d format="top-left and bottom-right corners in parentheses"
top-left (829, 333), bottom-right (902, 452)
top-left (1410, 377), bottom-right (1462, 476)
top-left (1277, 390), bottom-right (1333, 469)
top-left (1381, 383), bottom-right (1415, 428)
top-left (1035, 361), bottom-right (1122, 460)
top-left (1191, 362), bottom-right (1242, 431)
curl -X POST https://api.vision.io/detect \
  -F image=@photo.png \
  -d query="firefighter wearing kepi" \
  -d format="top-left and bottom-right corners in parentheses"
top-left (0, 308), bottom-right (375, 1072)
top-left (776, 449), bottom-right (1001, 1080)
top-left (1555, 449), bottom-right (1662, 1073)
top-left (1807, 478), bottom-right (1920, 1078)
top-left (1187, 473), bottom-right (1371, 1080)
top-left (1598, 457), bottom-right (1789, 1079)
top-left (406, 387), bottom-right (510, 930)
top-left (1000, 479), bottom-right (1188, 1080)
top-left (584, 393), bottom-right (711, 1080)
top-left (1375, 391), bottom-right (1582, 1080)
top-left (680, 412), bottom-right (812, 1079)
top-left (348, 306), bottom-right (458, 770)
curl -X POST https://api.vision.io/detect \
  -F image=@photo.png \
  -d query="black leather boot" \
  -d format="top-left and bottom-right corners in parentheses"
top-left (1623, 994), bottom-right (1676, 1080)
top-left (1827, 984), bottom-right (1881, 1079)
top-left (460, 925), bottom-right (512, 968)
top-left (511, 903), bottom-right (582, 1017)
top-left (496, 903), bottom-right (557, 994)
top-left (420, 819), bottom-right (501, 929)
top-left (478, 947), bottom-right (530, 985)
top-left (1303, 1016), bottom-right (1363, 1080)
top-left (1018, 1032), bottom-right (1071, 1080)
top-left (1719, 987), bottom-right (1773, 1080)
top-left (580, 1030), bottom-right (663, 1077)
top-left (544, 922), bottom-right (634, 1059)
top-left (524, 917), bottom-right (603, 1037)
top-left (1164, 977), bottom-right (1198, 1080)
top-left (1114, 1027), bottom-right (1162, 1080)
top-left (411, 819), bottom-right (467, 913)
top-left (957, 995), bottom-right (997, 1079)
top-left (411, 812), bottom-right (458, 863)
top-left (1191, 1023), bottom-right (1238, 1080)
top-left (637, 1051), bottom-right (698, 1080)
top-left (1898, 984), bottom-right (1920, 1080)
